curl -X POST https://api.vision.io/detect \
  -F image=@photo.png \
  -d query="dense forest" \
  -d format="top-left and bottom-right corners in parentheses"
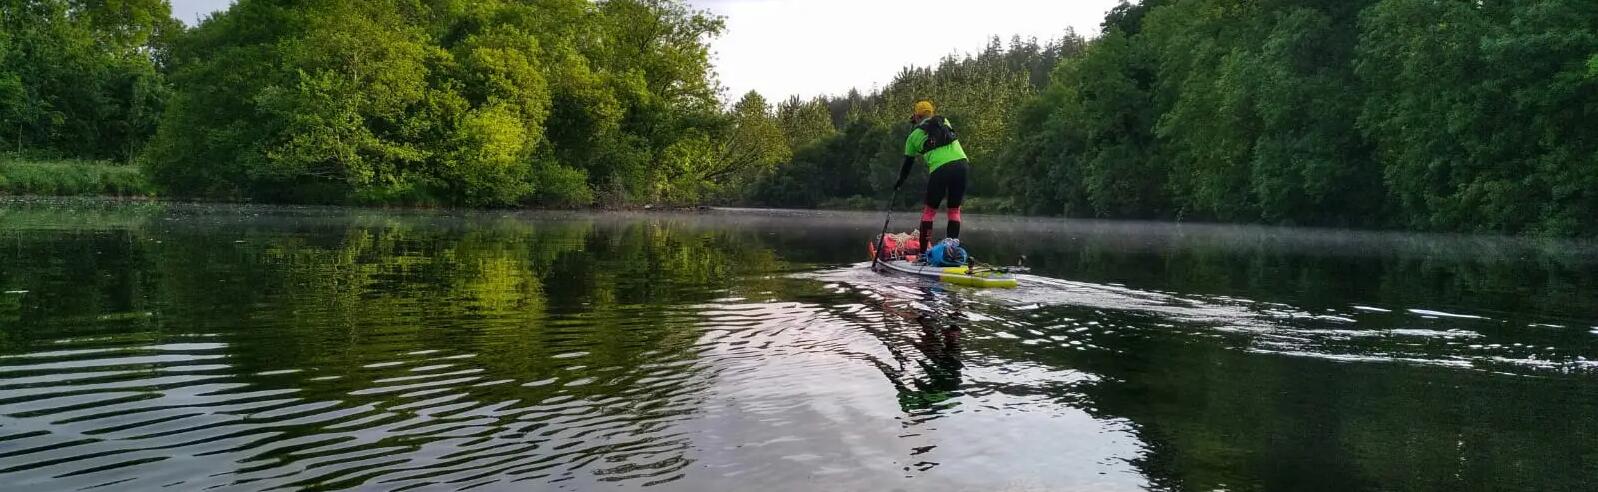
top-left (747, 34), bottom-right (1086, 211)
top-left (1, 0), bottom-right (177, 161)
top-left (4, 0), bottom-right (783, 206)
top-left (751, 0), bottom-right (1598, 236)
top-left (3, 0), bottom-right (1597, 235)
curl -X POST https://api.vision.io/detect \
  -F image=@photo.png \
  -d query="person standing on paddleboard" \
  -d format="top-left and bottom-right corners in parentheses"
top-left (896, 100), bottom-right (969, 258)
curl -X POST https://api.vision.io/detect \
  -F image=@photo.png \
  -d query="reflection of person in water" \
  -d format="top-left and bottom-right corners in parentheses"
top-left (903, 312), bottom-right (963, 410)
top-left (874, 297), bottom-right (965, 412)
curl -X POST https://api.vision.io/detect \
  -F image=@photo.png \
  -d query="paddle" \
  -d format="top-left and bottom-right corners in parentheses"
top-left (871, 187), bottom-right (899, 271)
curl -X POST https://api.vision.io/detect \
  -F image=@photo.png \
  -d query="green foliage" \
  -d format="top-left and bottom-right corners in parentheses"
top-left (700, 91), bottom-right (790, 199)
top-left (776, 95), bottom-right (836, 152)
top-left (957, 196), bottom-right (1020, 215)
top-left (995, 29), bottom-right (1164, 218)
top-left (1358, 0), bottom-right (1598, 235)
top-left (0, 0), bottom-right (177, 161)
top-left (749, 117), bottom-right (898, 208)
top-left (0, 154), bottom-right (153, 196)
top-left (747, 34), bottom-right (1087, 209)
top-left (142, 0), bottom-right (727, 207)
top-left (1064, 30), bottom-right (1165, 218)
top-left (749, 0), bottom-right (1596, 236)
top-left (993, 0), bottom-right (1598, 235)
top-left (815, 195), bottom-right (878, 211)
top-left (7, 0), bottom-right (1593, 234)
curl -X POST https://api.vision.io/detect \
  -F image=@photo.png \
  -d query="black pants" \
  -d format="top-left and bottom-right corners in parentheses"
top-left (919, 160), bottom-right (968, 250)
top-left (924, 160), bottom-right (968, 209)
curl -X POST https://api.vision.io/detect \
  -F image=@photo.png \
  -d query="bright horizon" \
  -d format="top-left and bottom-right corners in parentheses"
top-left (696, 0), bottom-right (1120, 102)
top-left (167, 0), bottom-right (1122, 103)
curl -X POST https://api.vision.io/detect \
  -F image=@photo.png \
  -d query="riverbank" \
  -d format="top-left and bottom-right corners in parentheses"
top-left (0, 155), bottom-right (154, 198)
top-left (0, 159), bottom-right (1575, 240)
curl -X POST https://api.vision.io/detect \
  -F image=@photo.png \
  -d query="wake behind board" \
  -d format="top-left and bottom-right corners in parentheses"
top-left (875, 259), bottom-right (1019, 289)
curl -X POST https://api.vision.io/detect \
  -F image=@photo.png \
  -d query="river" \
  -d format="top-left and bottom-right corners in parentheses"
top-left (1, 199), bottom-right (1595, 491)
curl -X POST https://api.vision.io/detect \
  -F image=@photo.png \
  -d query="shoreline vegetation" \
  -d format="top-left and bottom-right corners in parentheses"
top-left (3, 0), bottom-right (1596, 236)
top-left (0, 154), bottom-right (154, 198)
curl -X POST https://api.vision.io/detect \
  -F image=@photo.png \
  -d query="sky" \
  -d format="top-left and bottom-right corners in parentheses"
top-left (168, 0), bottom-right (230, 25)
top-left (696, 0), bottom-right (1121, 101)
top-left (167, 0), bottom-right (1124, 102)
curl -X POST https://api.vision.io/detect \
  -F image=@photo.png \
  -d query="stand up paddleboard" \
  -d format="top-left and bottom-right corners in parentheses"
top-left (869, 233), bottom-right (1020, 289)
top-left (874, 259), bottom-right (1019, 289)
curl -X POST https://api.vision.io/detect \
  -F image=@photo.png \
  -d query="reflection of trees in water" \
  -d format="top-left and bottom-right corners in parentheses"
top-left (7, 205), bottom-right (1598, 490)
top-left (807, 218), bottom-right (1598, 491)
top-left (975, 222), bottom-right (1598, 320)
top-left (0, 205), bottom-right (817, 386)
top-left (1134, 345), bottom-right (1598, 491)
top-left (237, 219), bottom-right (777, 379)
top-left (941, 297), bottom-right (1598, 491)
top-left (785, 263), bottom-right (1596, 491)
top-left (0, 207), bottom-right (807, 487)
top-left (847, 295), bottom-right (1586, 491)
top-left (0, 208), bottom-right (793, 409)
top-left (0, 226), bottom-right (153, 348)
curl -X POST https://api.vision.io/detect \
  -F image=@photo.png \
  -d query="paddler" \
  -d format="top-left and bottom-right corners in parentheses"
top-left (895, 100), bottom-right (970, 258)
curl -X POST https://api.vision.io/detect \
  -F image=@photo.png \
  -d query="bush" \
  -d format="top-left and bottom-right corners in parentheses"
top-left (816, 195), bottom-right (879, 211)
top-left (531, 163), bottom-right (594, 208)
top-left (0, 155), bottom-right (155, 197)
top-left (959, 197), bottom-right (1020, 215)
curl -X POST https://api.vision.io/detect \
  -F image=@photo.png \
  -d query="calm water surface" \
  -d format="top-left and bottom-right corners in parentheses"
top-left (2, 199), bottom-right (1596, 491)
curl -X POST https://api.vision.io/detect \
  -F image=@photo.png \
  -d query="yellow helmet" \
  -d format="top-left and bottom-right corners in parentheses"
top-left (913, 100), bottom-right (935, 119)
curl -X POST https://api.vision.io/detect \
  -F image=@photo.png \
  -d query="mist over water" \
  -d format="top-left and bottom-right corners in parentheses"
top-left (2, 199), bottom-right (1596, 491)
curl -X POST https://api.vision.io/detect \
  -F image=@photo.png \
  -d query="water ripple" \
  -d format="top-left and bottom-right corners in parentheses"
top-left (0, 323), bottom-right (725, 490)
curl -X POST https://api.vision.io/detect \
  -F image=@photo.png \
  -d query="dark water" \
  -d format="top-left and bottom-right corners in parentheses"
top-left (2, 199), bottom-right (1597, 491)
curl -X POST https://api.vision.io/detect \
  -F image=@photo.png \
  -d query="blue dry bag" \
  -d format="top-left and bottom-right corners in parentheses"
top-left (925, 239), bottom-right (968, 267)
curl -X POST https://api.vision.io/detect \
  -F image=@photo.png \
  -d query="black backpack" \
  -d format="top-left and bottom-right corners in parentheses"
top-left (917, 116), bottom-right (958, 153)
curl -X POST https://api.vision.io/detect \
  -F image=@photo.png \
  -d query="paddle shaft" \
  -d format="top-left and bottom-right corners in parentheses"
top-left (871, 187), bottom-right (899, 269)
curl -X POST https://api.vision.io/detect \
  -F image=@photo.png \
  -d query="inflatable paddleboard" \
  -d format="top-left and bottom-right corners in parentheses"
top-left (874, 259), bottom-right (1019, 289)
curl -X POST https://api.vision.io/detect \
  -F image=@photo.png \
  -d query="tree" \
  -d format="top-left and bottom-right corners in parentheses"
top-left (987, 0), bottom-right (1596, 235)
top-left (0, 0), bottom-right (176, 160)
top-left (745, 33), bottom-right (1085, 209)
top-left (657, 91), bottom-right (788, 203)
top-left (709, 91), bottom-right (789, 184)
top-left (776, 95), bottom-right (836, 152)
top-left (1356, 0), bottom-right (1598, 235)
top-left (140, 0), bottom-right (728, 207)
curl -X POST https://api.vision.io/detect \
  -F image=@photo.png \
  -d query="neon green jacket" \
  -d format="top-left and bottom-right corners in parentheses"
top-left (903, 118), bottom-right (969, 173)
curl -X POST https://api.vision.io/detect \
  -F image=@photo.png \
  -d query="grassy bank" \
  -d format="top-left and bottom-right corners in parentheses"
top-left (0, 155), bottom-right (154, 197)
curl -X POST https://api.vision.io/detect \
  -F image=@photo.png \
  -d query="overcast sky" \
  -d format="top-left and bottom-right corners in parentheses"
top-left (168, 0), bottom-right (1122, 102)
top-left (168, 0), bottom-right (228, 25)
